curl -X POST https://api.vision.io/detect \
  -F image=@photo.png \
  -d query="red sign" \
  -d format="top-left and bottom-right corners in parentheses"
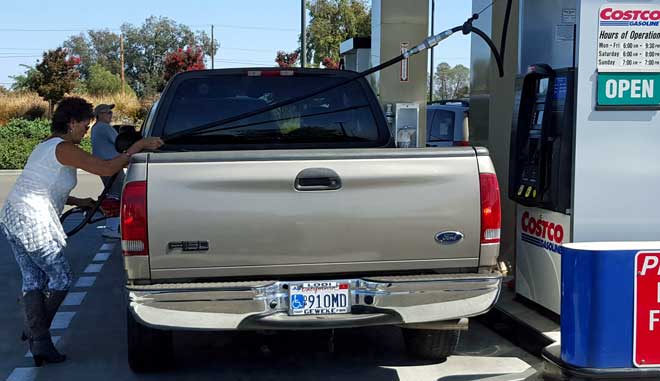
top-left (634, 252), bottom-right (660, 367)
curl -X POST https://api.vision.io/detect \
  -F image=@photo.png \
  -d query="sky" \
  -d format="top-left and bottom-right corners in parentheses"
top-left (0, 0), bottom-right (472, 87)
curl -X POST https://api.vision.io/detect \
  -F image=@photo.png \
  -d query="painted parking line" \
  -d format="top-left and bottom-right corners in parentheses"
top-left (93, 252), bottom-right (110, 262)
top-left (5, 367), bottom-right (38, 381)
top-left (84, 263), bottom-right (104, 273)
top-left (50, 312), bottom-right (76, 330)
top-left (62, 292), bottom-right (86, 306)
top-left (100, 243), bottom-right (115, 251)
top-left (24, 336), bottom-right (61, 358)
top-left (74, 276), bottom-right (96, 288)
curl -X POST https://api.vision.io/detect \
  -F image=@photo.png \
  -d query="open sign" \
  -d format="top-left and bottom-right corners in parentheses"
top-left (634, 252), bottom-right (660, 367)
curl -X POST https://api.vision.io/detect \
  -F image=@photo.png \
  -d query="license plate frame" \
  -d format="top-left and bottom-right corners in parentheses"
top-left (288, 281), bottom-right (351, 316)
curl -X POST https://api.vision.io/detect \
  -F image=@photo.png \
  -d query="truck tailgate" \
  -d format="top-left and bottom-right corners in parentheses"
top-left (146, 148), bottom-right (481, 279)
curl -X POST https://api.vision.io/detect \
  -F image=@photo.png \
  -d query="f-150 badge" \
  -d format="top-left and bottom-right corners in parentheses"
top-left (435, 231), bottom-right (464, 245)
top-left (168, 241), bottom-right (210, 252)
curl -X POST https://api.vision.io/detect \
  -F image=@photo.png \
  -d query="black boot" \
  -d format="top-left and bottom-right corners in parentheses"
top-left (23, 290), bottom-right (66, 366)
top-left (21, 290), bottom-right (67, 341)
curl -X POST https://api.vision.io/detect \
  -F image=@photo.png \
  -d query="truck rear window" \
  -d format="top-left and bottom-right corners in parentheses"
top-left (160, 73), bottom-right (384, 148)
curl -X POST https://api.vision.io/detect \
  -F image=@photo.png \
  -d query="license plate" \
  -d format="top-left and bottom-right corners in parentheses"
top-left (289, 281), bottom-right (350, 315)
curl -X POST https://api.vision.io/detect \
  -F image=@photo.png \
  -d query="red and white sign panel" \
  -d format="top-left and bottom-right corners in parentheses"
top-left (634, 251), bottom-right (660, 367)
top-left (400, 42), bottom-right (409, 82)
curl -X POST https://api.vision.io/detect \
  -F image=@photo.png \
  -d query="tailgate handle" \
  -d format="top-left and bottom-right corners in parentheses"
top-left (295, 168), bottom-right (342, 191)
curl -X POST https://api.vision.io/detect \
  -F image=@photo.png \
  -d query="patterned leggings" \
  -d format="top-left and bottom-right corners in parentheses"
top-left (1, 226), bottom-right (72, 293)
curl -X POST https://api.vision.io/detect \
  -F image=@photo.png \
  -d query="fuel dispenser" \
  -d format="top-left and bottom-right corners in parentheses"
top-left (509, 65), bottom-right (575, 214)
top-left (509, 64), bottom-right (576, 315)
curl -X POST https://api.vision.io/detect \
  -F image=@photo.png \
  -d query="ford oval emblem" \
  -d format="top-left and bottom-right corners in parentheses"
top-left (435, 231), bottom-right (464, 245)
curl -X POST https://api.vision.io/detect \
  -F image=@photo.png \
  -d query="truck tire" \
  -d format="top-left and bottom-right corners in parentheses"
top-left (402, 328), bottom-right (460, 361)
top-left (127, 307), bottom-right (173, 373)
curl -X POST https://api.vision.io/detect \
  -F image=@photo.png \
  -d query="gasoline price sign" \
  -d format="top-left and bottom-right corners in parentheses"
top-left (634, 252), bottom-right (660, 367)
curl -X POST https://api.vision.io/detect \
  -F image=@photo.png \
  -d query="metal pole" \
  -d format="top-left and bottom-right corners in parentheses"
top-left (301, 0), bottom-right (307, 68)
top-left (211, 25), bottom-right (215, 69)
top-left (120, 33), bottom-right (125, 95)
top-left (429, 0), bottom-right (435, 102)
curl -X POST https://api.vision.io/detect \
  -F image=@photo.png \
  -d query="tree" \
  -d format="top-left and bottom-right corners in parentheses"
top-left (275, 50), bottom-right (300, 67)
top-left (163, 47), bottom-right (206, 82)
top-left (10, 64), bottom-right (39, 92)
top-left (30, 48), bottom-right (80, 113)
top-left (305, 0), bottom-right (371, 65)
top-left (86, 64), bottom-right (122, 96)
top-left (433, 62), bottom-right (470, 100)
top-left (63, 16), bottom-right (217, 96)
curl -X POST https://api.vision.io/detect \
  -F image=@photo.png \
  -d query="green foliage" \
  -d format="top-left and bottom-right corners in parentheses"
top-left (64, 16), bottom-right (218, 97)
top-left (0, 118), bottom-right (90, 169)
top-left (30, 48), bottom-right (80, 111)
top-left (10, 64), bottom-right (39, 92)
top-left (305, 0), bottom-right (371, 65)
top-left (433, 62), bottom-right (470, 100)
top-left (86, 64), bottom-right (122, 96)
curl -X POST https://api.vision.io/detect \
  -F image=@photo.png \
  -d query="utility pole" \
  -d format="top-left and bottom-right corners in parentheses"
top-left (429, 0), bottom-right (435, 102)
top-left (211, 25), bottom-right (215, 69)
top-left (120, 33), bottom-right (125, 95)
top-left (301, 0), bottom-right (307, 68)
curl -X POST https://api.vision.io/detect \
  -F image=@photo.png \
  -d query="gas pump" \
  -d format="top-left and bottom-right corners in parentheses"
top-left (509, 64), bottom-right (576, 315)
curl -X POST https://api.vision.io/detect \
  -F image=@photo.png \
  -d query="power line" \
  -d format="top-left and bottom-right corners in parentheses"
top-left (0, 23), bottom-right (297, 33)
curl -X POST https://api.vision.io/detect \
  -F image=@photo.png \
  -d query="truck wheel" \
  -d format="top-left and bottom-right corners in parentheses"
top-left (402, 328), bottom-right (460, 361)
top-left (127, 307), bottom-right (173, 373)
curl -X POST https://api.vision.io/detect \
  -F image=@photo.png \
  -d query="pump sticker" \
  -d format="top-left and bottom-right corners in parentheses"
top-left (598, 5), bottom-right (660, 72)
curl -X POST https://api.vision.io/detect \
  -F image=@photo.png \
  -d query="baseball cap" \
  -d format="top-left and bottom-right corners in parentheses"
top-left (94, 104), bottom-right (115, 116)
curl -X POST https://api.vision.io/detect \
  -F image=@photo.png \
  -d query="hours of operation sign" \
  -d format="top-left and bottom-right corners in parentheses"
top-left (598, 5), bottom-right (660, 73)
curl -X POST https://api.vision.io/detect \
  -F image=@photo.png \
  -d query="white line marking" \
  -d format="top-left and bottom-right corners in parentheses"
top-left (25, 337), bottom-right (61, 358)
top-left (93, 252), bottom-right (110, 262)
top-left (50, 312), bottom-right (76, 330)
top-left (62, 292), bottom-right (86, 306)
top-left (100, 243), bottom-right (114, 251)
top-left (5, 367), bottom-right (38, 381)
top-left (84, 263), bottom-right (104, 273)
top-left (74, 276), bottom-right (96, 288)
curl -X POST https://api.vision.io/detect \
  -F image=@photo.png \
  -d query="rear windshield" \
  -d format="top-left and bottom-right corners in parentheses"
top-left (428, 109), bottom-right (455, 142)
top-left (160, 74), bottom-right (383, 148)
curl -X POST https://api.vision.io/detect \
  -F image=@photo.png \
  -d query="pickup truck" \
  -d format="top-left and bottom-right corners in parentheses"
top-left (121, 68), bottom-right (502, 372)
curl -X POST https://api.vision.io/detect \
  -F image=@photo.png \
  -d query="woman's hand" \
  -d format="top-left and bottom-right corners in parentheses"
top-left (126, 137), bottom-right (164, 156)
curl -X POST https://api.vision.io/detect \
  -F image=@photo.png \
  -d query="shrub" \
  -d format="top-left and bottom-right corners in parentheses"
top-left (86, 64), bottom-right (122, 96)
top-left (0, 118), bottom-right (91, 169)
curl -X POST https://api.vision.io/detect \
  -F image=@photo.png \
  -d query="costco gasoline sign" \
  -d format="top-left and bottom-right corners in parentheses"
top-left (598, 5), bottom-right (660, 72)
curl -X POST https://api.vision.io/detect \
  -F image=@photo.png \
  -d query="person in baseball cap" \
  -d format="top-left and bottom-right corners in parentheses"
top-left (90, 103), bottom-right (121, 239)
top-left (93, 103), bottom-right (115, 117)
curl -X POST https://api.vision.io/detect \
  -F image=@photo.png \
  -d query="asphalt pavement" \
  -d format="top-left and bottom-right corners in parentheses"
top-left (0, 215), bottom-right (543, 381)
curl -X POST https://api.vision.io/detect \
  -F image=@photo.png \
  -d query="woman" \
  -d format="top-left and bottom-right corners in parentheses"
top-left (0, 97), bottom-right (163, 366)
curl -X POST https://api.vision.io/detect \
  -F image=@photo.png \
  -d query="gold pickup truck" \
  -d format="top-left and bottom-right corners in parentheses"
top-left (120, 68), bottom-right (502, 372)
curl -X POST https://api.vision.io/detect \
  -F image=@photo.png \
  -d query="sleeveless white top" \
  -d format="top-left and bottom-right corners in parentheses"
top-left (0, 138), bottom-right (77, 251)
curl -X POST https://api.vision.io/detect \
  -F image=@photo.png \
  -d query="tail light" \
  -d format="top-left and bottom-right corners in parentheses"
top-left (479, 173), bottom-right (501, 244)
top-left (453, 141), bottom-right (470, 147)
top-left (121, 181), bottom-right (149, 256)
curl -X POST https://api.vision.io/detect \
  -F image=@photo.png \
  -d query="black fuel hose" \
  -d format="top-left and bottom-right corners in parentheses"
top-left (62, 172), bottom-right (119, 237)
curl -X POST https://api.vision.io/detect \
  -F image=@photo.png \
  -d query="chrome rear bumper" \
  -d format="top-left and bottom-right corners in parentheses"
top-left (127, 272), bottom-right (502, 330)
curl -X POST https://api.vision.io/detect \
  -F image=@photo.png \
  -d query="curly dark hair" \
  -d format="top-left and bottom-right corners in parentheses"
top-left (51, 97), bottom-right (94, 134)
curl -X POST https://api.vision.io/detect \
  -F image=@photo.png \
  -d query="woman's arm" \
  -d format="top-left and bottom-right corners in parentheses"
top-left (56, 142), bottom-right (130, 177)
top-left (55, 138), bottom-right (163, 177)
